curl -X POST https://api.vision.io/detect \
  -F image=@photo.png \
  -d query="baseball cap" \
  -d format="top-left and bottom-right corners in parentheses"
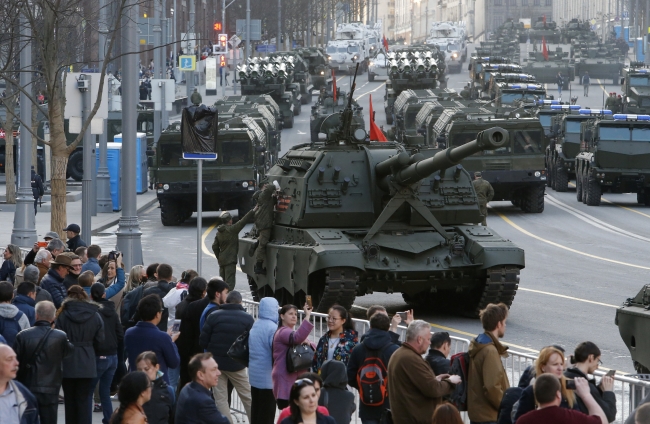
top-left (63, 224), bottom-right (81, 234)
top-left (44, 231), bottom-right (60, 240)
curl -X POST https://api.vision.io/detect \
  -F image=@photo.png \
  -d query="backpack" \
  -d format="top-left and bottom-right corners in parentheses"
top-left (449, 351), bottom-right (470, 411)
top-left (121, 285), bottom-right (145, 329)
top-left (0, 310), bottom-right (24, 346)
top-left (357, 343), bottom-right (389, 406)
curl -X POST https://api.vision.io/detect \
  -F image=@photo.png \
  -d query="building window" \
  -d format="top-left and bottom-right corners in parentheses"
top-left (494, 0), bottom-right (502, 5)
top-left (533, 0), bottom-right (540, 5)
top-left (545, 0), bottom-right (552, 5)
top-left (521, 0), bottom-right (528, 5)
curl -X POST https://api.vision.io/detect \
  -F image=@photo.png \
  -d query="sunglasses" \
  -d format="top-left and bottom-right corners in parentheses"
top-left (293, 378), bottom-right (314, 388)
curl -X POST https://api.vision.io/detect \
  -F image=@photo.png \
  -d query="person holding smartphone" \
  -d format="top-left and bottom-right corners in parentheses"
top-left (312, 305), bottom-right (358, 373)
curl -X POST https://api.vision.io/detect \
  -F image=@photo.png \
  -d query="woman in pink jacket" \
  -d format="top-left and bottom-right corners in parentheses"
top-left (272, 303), bottom-right (314, 409)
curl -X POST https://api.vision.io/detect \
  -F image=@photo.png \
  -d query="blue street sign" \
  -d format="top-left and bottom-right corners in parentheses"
top-left (256, 44), bottom-right (277, 53)
top-left (179, 55), bottom-right (196, 71)
top-left (183, 152), bottom-right (217, 160)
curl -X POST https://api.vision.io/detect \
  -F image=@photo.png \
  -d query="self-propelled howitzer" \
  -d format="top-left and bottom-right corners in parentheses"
top-left (238, 105), bottom-right (524, 314)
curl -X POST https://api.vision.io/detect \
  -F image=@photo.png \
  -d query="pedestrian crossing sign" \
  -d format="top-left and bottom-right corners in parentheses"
top-left (179, 55), bottom-right (196, 71)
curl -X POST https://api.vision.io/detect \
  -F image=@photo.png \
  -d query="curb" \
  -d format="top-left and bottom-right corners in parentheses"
top-left (91, 197), bottom-right (159, 236)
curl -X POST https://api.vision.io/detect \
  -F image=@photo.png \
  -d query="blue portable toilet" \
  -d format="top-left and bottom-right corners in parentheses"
top-left (113, 132), bottom-right (148, 194)
top-left (615, 25), bottom-right (622, 39)
top-left (96, 143), bottom-right (122, 211)
top-left (637, 38), bottom-right (645, 62)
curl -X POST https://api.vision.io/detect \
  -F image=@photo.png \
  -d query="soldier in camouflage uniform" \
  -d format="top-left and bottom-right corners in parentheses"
top-left (212, 208), bottom-right (257, 290)
top-left (472, 171), bottom-right (494, 226)
top-left (252, 179), bottom-right (280, 275)
top-left (190, 88), bottom-right (202, 105)
top-left (460, 84), bottom-right (471, 100)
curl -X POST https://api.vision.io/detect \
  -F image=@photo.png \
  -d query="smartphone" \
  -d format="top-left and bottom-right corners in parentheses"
top-left (565, 379), bottom-right (576, 390)
top-left (306, 295), bottom-right (312, 309)
top-left (171, 319), bottom-right (181, 334)
top-left (37, 241), bottom-right (48, 248)
top-left (397, 311), bottom-right (408, 321)
top-left (604, 369), bottom-right (616, 377)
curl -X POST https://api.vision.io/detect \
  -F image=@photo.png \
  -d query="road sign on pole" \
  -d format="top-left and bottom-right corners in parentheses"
top-left (179, 55), bottom-right (196, 71)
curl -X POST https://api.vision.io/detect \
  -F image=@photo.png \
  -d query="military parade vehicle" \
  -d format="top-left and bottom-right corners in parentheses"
top-left (493, 82), bottom-right (547, 107)
top-left (368, 51), bottom-right (388, 82)
top-left (215, 95), bottom-right (283, 131)
top-left (149, 106), bottom-right (273, 225)
top-left (416, 105), bottom-right (495, 148)
top-left (468, 55), bottom-right (512, 99)
top-left (496, 19), bottom-right (527, 43)
top-left (383, 47), bottom-right (440, 125)
top-left (295, 47), bottom-right (333, 91)
top-left (326, 22), bottom-right (376, 73)
top-left (528, 17), bottom-right (562, 43)
top-left (573, 46), bottom-right (623, 85)
top-left (616, 285), bottom-right (650, 373)
top-left (621, 63), bottom-right (650, 114)
top-left (238, 66), bottom-right (525, 314)
top-left (536, 100), bottom-right (570, 132)
top-left (575, 113), bottom-right (650, 206)
top-left (523, 49), bottom-right (575, 90)
top-left (268, 52), bottom-right (314, 104)
top-left (431, 110), bottom-right (548, 213)
top-left (310, 88), bottom-right (365, 143)
top-left (238, 57), bottom-right (302, 129)
top-left (561, 19), bottom-right (592, 44)
top-left (393, 94), bottom-right (470, 144)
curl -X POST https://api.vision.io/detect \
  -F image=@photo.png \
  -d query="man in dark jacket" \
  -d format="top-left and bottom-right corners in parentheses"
top-left (12, 282), bottom-right (37, 326)
top-left (14, 300), bottom-right (74, 424)
top-left (125, 294), bottom-right (180, 383)
top-left (322, 360), bottom-right (356, 424)
top-left (176, 277), bottom-right (209, 393)
top-left (30, 167), bottom-right (44, 216)
top-left (90, 283), bottom-right (124, 424)
top-left (143, 263), bottom-right (175, 331)
top-left (0, 344), bottom-right (40, 424)
top-left (176, 352), bottom-right (229, 424)
top-left (0, 282), bottom-right (31, 346)
top-left (40, 253), bottom-right (72, 309)
top-left (62, 254), bottom-right (83, 289)
top-left (425, 331), bottom-right (452, 376)
top-left (199, 290), bottom-right (254, 422)
top-left (212, 208), bottom-right (256, 291)
top-left (63, 223), bottom-right (87, 251)
top-left (348, 312), bottom-right (401, 424)
top-left (23, 265), bottom-right (52, 304)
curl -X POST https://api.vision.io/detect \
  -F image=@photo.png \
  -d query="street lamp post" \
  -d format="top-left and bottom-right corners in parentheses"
top-left (97, 0), bottom-right (112, 213)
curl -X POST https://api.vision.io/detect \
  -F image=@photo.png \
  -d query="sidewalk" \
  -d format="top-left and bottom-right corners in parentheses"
top-left (0, 181), bottom-right (158, 244)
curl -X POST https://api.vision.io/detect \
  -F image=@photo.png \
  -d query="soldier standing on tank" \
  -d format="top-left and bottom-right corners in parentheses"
top-left (252, 179), bottom-right (280, 275)
top-left (212, 207), bottom-right (257, 291)
top-left (190, 88), bottom-right (202, 106)
top-left (472, 171), bottom-right (494, 226)
top-left (460, 84), bottom-right (471, 100)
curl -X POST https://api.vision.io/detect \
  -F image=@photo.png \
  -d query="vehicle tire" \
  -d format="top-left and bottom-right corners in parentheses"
top-left (67, 150), bottom-right (84, 181)
top-left (546, 159), bottom-right (554, 188)
top-left (643, 192), bottom-right (650, 206)
top-left (284, 115), bottom-right (294, 129)
top-left (294, 102), bottom-right (301, 116)
top-left (511, 194), bottom-right (521, 208)
top-left (368, 72), bottom-right (375, 82)
top-left (581, 169), bottom-right (588, 204)
top-left (637, 192), bottom-right (645, 204)
top-left (160, 198), bottom-right (184, 226)
top-left (522, 185), bottom-right (545, 213)
top-left (301, 94), bottom-right (309, 105)
top-left (576, 164), bottom-right (583, 201)
top-left (585, 175), bottom-right (601, 206)
top-left (386, 114), bottom-right (393, 125)
top-left (554, 160), bottom-right (569, 192)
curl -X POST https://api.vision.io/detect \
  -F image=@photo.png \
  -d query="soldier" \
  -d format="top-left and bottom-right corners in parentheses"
top-left (212, 207), bottom-right (257, 291)
top-left (616, 94), bottom-right (623, 113)
top-left (472, 171), bottom-right (494, 226)
top-left (460, 84), bottom-right (471, 100)
top-left (604, 92), bottom-right (615, 111)
top-left (252, 179), bottom-right (281, 275)
top-left (190, 88), bottom-right (202, 106)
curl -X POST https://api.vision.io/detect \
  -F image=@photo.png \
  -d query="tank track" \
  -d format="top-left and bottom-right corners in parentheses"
top-left (472, 267), bottom-right (520, 316)
top-left (315, 268), bottom-right (358, 313)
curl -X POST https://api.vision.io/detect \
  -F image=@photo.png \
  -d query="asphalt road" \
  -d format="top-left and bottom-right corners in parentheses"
top-left (93, 43), bottom-right (642, 377)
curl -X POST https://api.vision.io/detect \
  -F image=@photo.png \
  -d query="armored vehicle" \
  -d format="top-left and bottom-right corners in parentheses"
top-left (215, 95), bottom-right (283, 131)
top-left (393, 97), bottom-right (472, 144)
top-left (295, 47), bottom-right (333, 91)
top-left (574, 53), bottom-right (623, 85)
top-left (237, 68), bottom-right (524, 314)
top-left (528, 17), bottom-right (561, 43)
top-left (149, 109), bottom-right (273, 226)
top-left (494, 82), bottom-right (547, 107)
top-left (310, 89), bottom-right (365, 142)
top-left (621, 63), bottom-right (650, 114)
top-left (268, 52), bottom-right (313, 104)
top-left (523, 49), bottom-right (575, 89)
top-left (561, 19), bottom-right (592, 44)
top-left (388, 88), bottom-right (459, 135)
top-left (431, 110), bottom-right (548, 213)
top-left (616, 285), bottom-right (650, 373)
top-left (417, 105), bottom-right (495, 147)
top-left (536, 100), bottom-right (572, 132)
top-left (575, 113), bottom-right (650, 206)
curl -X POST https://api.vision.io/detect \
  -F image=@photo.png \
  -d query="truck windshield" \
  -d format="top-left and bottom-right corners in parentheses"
top-left (632, 128), bottom-right (650, 141)
top-left (448, 44), bottom-right (460, 51)
top-left (326, 46), bottom-right (337, 54)
top-left (160, 143), bottom-right (184, 166)
top-left (512, 130), bottom-right (543, 154)
top-left (348, 46), bottom-right (360, 53)
top-left (599, 127), bottom-right (630, 140)
top-left (565, 121), bottom-right (582, 133)
top-left (539, 115), bottom-right (552, 128)
top-left (221, 140), bottom-right (251, 165)
top-left (641, 98), bottom-right (650, 107)
top-left (630, 77), bottom-right (650, 86)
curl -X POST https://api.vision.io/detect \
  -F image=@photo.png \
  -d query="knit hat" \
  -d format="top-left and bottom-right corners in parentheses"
top-left (90, 282), bottom-right (106, 301)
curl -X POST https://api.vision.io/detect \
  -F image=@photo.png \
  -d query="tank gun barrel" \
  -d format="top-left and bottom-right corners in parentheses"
top-left (389, 128), bottom-right (509, 185)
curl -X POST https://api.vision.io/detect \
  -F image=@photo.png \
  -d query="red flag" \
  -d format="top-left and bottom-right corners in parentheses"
top-left (332, 69), bottom-right (337, 103)
top-left (368, 94), bottom-right (388, 142)
top-left (542, 36), bottom-right (549, 61)
top-left (383, 35), bottom-right (389, 52)
top-left (543, 15), bottom-right (546, 27)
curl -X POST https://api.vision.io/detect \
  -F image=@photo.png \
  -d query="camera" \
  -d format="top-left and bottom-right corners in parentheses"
top-left (108, 251), bottom-right (121, 261)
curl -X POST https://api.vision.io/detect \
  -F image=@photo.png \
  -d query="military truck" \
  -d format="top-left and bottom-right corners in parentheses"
top-left (621, 63), bottom-right (650, 114)
top-left (393, 95), bottom-right (470, 144)
top-left (575, 113), bottom-right (650, 206)
top-left (431, 110), bottom-right (548, 213)
top-left (215, 95), bottom-right (283, 131)
top-left (528, 17), bottom-right (561, 43)
top-left (523, 49), bottom-right (575, 90)
top-left (149, 109), bottom-right (275, 225)
top-left (268, 52), bottom-right (314, 104)
top-left (295, 47), bottom-right (333, 91)
top-left (383, 47), bottom-right (440, 125)
top-left (494, 82), bottom-right (547, 107)
top-left (237, 68), bottom-right (524, 314)
top-left (616, 285), bottom-right (650, 373)
top-left (310, 88), bottom-right (365, 142)
top-left (416, 105), bottom-right (496, 148)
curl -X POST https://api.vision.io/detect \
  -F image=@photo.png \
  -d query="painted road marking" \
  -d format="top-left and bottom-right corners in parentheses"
top-left (355, 82), bottom-right (387, 101)
top-left (518, 288), bottom-right (618, 308)
top-left (568, 181), bottom-right (650, 220)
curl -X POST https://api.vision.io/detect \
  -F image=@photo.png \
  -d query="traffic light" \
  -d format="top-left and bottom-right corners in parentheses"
top-left (220, 55), bottom-right (226, 67)
top-left (218, 34), bottom-right (228, 53)
top-left (214, 22), bottom-right (222, 31)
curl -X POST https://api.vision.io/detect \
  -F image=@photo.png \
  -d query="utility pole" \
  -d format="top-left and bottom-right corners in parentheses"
top-left (11, 11), bottom-right (37, 247)
top-left (161, 3), bottom-right (169, 131)
top-left (81, 78), bottom-right (92, 242)
top-left (97, 0), bottom-right (111, 213)
top-left (246, 0), bottom-right (251, 59)
top-left (187, 0), bottom-right (195, 107)
top-left (117, 0), bottom-right (144, 269)
top-left (278, 0), bottom-right (282, 51)
top-left (154, 0), bottom-right (163, 149)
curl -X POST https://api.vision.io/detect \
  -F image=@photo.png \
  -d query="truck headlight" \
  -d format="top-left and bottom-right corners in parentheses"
top-left (163, 184), bottom-right (169, 190)
top-left (534, 171), bottom-right (541, 177)
top-left (242, 182), bottom-right (249, 188)
top-left (320, 71), bottom-right (324, 75)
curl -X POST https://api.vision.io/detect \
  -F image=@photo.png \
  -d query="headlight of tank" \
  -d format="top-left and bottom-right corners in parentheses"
top-left (163, 184), bottom-right (170, 190)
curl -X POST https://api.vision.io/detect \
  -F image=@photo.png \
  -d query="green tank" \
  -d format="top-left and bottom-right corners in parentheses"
top-left (621, 63), bottom-right (650, 114)
top-left (523, 48), bottom-right (575, 89)
top-left (294, 47), bottom-right (333, 91)
top-left (149, 109), bottom-right (274, 226)
top-left (616, 286), bottom-right (650, 373)
top-left (238, 68), bottom-right (525, 314)
top-left (561, 19), bottom-right (592, 44)
top-left (575, 113), bottom-right (650, 206)
top-left (528, 17), bottom-right (561, 43)
top-left (310, 88), bottom-right (365, 142)
top-left (574, 51), bottom-right (623, 85)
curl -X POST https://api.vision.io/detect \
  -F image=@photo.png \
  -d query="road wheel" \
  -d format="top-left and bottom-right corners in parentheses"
top-left (554, 159), bottom-right (569, 192)
top-left (284, 115), bottom-right (294, 129)
top-left (522, 185), bottom-right (545, 213)
top-left (576, 165), bottom-right (583, 201)
top-left (585, 175), bottom-right (601, 206)
top-left (294, 102), bottom-right (301, 116)
top-left (160, 198), bottom-right (184, 226)
top-left (67, 150), bottom-right (84, 181)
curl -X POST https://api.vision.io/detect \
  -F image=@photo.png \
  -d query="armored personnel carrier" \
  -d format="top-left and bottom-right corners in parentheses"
top-left (431, 110), bottom-right (548, 213)
top-left (149, 108), bottom-right (273, 226)
top-left (310, 88), bottom-right (365, 142)
top-left (575, 113), bottom-right (650, 206)
top-left (294, 47), bottom-right (332, 91)
top-left (576, 110), bottom-right (650, 206)
top-left (523, 48), bottom-right (575, 89)
top-left (561, 19), bottom-right (592, 44)
top-left (574, 50), bottom-right (623, 85)
top-left (238, 67), bottom-right (524, 314)
top-left (616, 286), bottom-right (650, 373)
top-left (621, 63), bottom-right (650, 114)
top-left (383, 47), bottom-right (440, 125)
top-left (529, 17), bottom-right (561, 43)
